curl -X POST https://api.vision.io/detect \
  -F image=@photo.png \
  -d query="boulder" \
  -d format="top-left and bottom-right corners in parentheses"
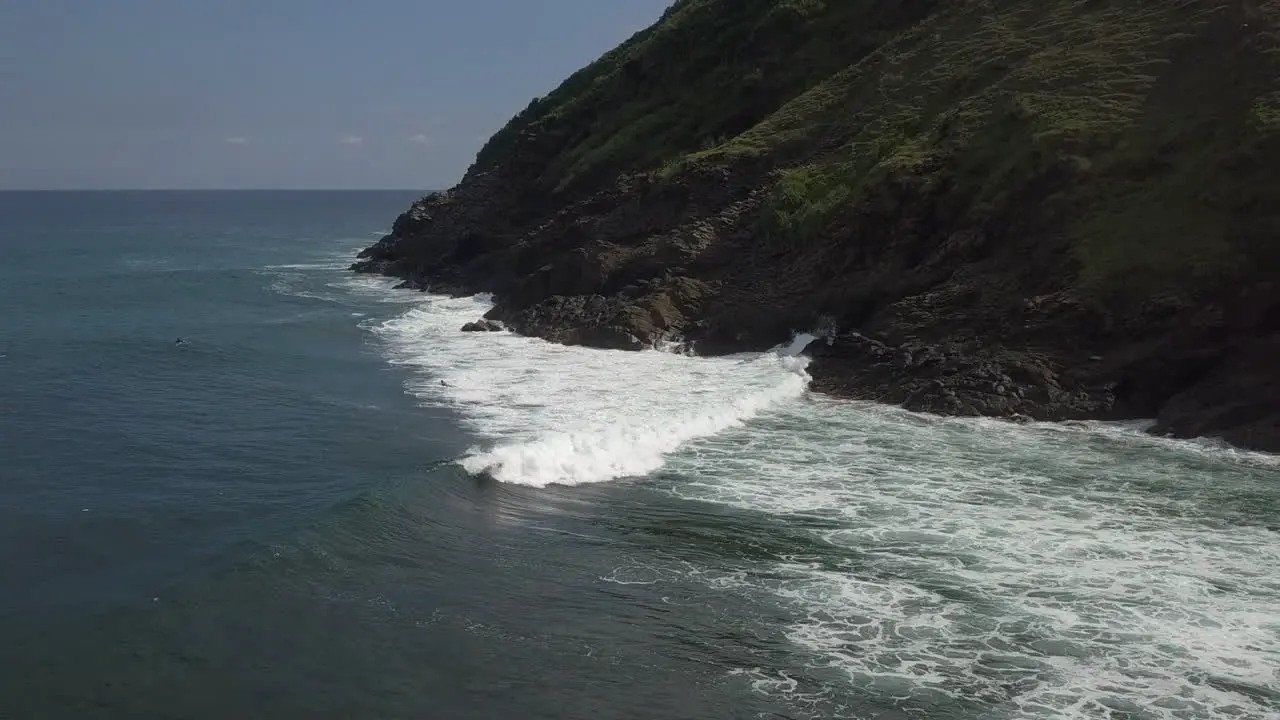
top-left (461, 319), bottom-right (503, 332)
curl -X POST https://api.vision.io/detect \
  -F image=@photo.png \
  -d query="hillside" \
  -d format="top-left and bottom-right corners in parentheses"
top-left (355, 0), bottom-right (1280, 451)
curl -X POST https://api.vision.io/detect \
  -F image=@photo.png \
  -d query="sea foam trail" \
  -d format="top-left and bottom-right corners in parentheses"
top-left (656, 400), bottom-right (1280, 718)
top-left (370, 293), bottom-right (817, 487)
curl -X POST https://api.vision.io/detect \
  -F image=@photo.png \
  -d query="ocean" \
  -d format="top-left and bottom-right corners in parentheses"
top-left (1, 191), bottom-right (1277, 719)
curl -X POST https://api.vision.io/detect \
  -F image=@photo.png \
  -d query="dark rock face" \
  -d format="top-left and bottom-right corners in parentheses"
top-left (1148, 334), bottom-right (1280, 453)
top-left (352, 0), bottom-right (1280, 453)
top-left (461, 319), bottom-right (503, 332)
top-left (806, 334), bottom-right (1115, 423)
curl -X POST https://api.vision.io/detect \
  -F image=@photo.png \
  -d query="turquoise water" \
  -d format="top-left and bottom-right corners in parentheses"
top-left (1, 192), bottom-right (1277, 719)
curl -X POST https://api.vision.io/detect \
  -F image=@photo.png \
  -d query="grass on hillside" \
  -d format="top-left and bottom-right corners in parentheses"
top-left (472, 0), bottom-right (936, 191)
top-left (473, 0), bottom-right (1280, 294)
top-left (736, 0), bottom-right (1280, 291)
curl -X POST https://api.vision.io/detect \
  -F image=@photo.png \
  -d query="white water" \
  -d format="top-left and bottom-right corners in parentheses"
top-left (662, 404), bottom-right (1280, 718)
top-left (361, 288), bottom-right (1280, 719)
top-left (371, 294), bottom-right (815, 487)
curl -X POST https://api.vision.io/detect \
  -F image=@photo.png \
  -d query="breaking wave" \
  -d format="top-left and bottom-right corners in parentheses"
top-left (369, 292), bottom-right (817, 487)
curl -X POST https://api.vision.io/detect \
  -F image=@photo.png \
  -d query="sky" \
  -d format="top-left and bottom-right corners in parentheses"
top-left (0, 0), bottom-right (673, 190)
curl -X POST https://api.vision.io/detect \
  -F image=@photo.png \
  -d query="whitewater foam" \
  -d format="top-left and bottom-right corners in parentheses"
top-left (655, 400), bottom-right (1280, 718)
top-left (371, 293), bottom-right (816, 487)
top-left (261, 246), bottom-right (426, 307)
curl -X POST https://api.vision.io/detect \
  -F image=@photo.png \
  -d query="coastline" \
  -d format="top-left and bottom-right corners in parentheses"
top-left (352, 0), bottom-right (1280, 453)
top-left (348, 176), bottom-right (1269, 453)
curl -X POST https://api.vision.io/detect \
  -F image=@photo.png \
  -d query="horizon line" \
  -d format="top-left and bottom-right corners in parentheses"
top-left (0, 188), bottom-right (435, 193)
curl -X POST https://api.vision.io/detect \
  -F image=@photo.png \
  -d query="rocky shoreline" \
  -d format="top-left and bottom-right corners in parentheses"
top-left (354, 0), bottom-right (1279, 452)
top-left (353, 177), bottom-right (1279, 452)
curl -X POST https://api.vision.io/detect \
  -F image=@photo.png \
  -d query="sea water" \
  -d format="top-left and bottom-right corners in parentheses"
top-left (2, 191), bottom-right (1276, 719)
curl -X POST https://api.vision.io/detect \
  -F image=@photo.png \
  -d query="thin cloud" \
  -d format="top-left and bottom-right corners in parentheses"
top-left (339, 135), bottom-right (363, 145)
top-left (407, 133), bottom-right (431, 145)
top-left (225, 136), bottom-right (248, 145)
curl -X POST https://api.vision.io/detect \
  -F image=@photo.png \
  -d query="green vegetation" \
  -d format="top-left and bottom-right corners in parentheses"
top-left (762, 165), bottom-right (853, 249)
top-left (471, 0), bottom-right (935, 190)
top-left (473, 0), bottom-right (1280, 293)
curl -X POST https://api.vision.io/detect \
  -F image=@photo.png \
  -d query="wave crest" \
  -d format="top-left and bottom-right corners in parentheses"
top-left (368, 292), bottom-right (818, 487)
top-left (461, 356), bottom-right (811, 487)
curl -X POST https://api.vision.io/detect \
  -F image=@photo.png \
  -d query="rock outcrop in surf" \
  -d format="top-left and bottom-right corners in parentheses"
top-left (355, 0), bottom-right (1280, 452)
top-left (461, 319), bottom-right (503, 332)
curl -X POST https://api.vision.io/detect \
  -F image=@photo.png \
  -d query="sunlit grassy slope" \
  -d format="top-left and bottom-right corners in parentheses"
top-left (472, 0), bottom-right (1279, 293)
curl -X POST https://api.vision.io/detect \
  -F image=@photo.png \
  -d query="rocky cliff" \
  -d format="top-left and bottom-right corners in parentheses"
top-left (355, 0), bottom-right (1280, 451)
